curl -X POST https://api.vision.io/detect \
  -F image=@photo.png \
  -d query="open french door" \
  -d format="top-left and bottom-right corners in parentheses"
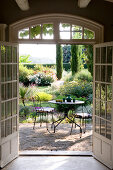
top-left (93, 42), bottom-right (113, 169)
top-left (0, 42), bottom-right (19, 168)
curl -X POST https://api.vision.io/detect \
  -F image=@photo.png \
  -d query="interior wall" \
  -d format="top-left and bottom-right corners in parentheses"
top-left (0, 0), bottom-right (113, 42)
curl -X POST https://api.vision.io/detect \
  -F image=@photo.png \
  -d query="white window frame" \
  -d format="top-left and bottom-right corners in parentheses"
top-left (9, 14), bottom-right (104, 44)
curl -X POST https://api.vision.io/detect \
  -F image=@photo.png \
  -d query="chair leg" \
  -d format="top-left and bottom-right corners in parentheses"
top-left (33, 116), bottom-right (36, 129)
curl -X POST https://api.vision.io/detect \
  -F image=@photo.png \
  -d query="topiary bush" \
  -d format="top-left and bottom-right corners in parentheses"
top-left (29, 73), bottom-right (54, 86)
top-left (35, 92), bottom-right (53, 101)
top-left (56, 44), bottom-right (63, 80)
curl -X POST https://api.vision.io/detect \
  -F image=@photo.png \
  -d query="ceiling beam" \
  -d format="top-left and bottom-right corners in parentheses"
top-left (105, 0), bottom-right (113, 2)
top-left (78, 0), bottom-right (91, 8)
top-left (15, 0), bottom-right (30, 11)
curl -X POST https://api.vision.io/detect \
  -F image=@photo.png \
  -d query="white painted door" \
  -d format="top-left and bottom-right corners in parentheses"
top-left (93, 42), bottom-right (113, 169)
top-left (0, 42), bottom-right (19, 168)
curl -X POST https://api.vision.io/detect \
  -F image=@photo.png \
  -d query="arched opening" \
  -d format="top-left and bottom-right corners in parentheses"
top-left (9, 14), bottom-right (104, 153)
top-left (9, 14), bottom-right (104, 44)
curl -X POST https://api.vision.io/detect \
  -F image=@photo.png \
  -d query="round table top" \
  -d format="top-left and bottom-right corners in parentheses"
top-left (48, 100), bottom-right (85, 105)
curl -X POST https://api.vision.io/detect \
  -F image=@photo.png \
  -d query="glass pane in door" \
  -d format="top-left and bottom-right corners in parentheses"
top-left (101, 47), bottom-right (106, 63)
top-left (107, 46), bottom-right (112, 64)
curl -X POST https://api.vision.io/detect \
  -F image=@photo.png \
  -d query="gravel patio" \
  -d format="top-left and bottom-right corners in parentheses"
top-left (19, 122), bottom-right (92, 151)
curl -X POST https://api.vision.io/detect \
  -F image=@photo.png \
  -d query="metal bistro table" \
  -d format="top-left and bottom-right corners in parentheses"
top-left (49, 100), bottom-right (85, 138)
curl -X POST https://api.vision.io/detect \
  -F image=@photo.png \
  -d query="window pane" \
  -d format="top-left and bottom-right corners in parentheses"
top-left (1, 84), bottom-right (5, 100)
top-left (95, 48), bottom-right (100, 63)
top-left (1, 65), bottom-right (5, 82)
top-left (101, 47), bottom-right (106, 63)
top-left (84, 28), bottom-right (95, 39)
top-left (30, 25), bottom-right (41, 39)
top-left (12, 65), bottom-right (17, 80)
top-left (72, 25), bottom-right (82, 39)
top-left (95, 65), bottom-right (100, 81)
top-left (42, 24), bottom-right (53, 39)
top-left (6, 46), bottom-right (12, 63)
top-left (18, 28), bottom-right (29, 39)
top-left (100, 101), bottom-right (106, 118)
top-left (5, 101), bottom-right (12, 118)
top-left (107, 84), bottom-right (112, 101)
top-left (5, 119), bottom-right (12, 137)
top-left (95, 117), bottom-right (100, 134)
top-left (95, 99), bottom-right (100, 116)
top-left (101, 84), bottom-right (106, 101)
top-left (72, 32), bottom-right (82, 39)
top-left (59, 23), bottom-right (70, 31)
top-left (106, 122), bottom-right (111, 140)
top-left (1, 45), bottom-right (5, 63)
top-left (6, 65), bottom-right (12, 81)
top-left (12, 116), bottom-right (17, 133)
top-left (12, 99), bottom-right (17, 115)
top-left (106, 102), bottom-right (112, 121)
top-left (100, 119), bottom-right (105, 137)
top-left (107, 66), bottom-right (112, 83)
top-left (1, 103), bottom-right (5, 120)
top-left (95, 83), bottom-right (100, 99)
top-left (101, 65), bottom-right (106, 82)
top-left (13, 47), bottom-right (17, 63)
top-left (13, 82), bottom-right (17, 98)
top-left (60, 32), bottom-right (70, 39)
top-left (1, 121), bottom-right (5, 138)
top-left (107, 46), bottom-right (112, 64)
top-left (6, 83), bottom-right (12, 99)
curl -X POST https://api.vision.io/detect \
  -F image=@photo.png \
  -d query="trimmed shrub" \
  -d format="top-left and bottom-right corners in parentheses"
top-left (71, 45), bottom-right (79, 75)
top-left (35, 92), bottom-right (53, 101)
top-left (29, 73), bottom-right (54, 86)
top-left (56, 44), bottom-right (63, 80)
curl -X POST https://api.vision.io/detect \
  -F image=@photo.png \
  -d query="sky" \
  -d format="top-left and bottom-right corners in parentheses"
top-left (19, 44), bottom-right (56, 64)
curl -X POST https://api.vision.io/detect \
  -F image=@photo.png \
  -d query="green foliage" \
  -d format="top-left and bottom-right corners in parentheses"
top-left (35, 92), bottom-right (53, 101)
top-left (83, 45), bottom-right (93, 76)
top-left (19, 84), bottom-right (32, 106)
top-left (84, 29), bottom-right (95, 39)
top-left (19, 64), bottom-right (33, 85)
top-left (71, 45), bottom-right (79, 75)
top-left (63, 63), bottom-right (71, 71)
top-left (19, 54), bottom-right (31, 63)
top-left (62, 71), bottom-right (74, 82)
top-left (75, 69), bottom-right (93, 82)
top-left (19, 24), bottom-right (53, 39)
top-left (20, 30), bottom-right (29, 38)
top-left (43, 24), bottom-right (53, 36)
top-left (56, 44), bottom-right (63, 80)
top-left (29, 73), bottom-right (54, 86)
top-left (59, 81), bottom-right (93, 99)
top-left (19, 106), bottom-right (31, 117)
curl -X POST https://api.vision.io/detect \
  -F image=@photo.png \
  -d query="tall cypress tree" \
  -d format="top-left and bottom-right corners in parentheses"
top-left (71, 45), bottom-right (79, 75)
top-left (56, 44), bottom-right (63, 80)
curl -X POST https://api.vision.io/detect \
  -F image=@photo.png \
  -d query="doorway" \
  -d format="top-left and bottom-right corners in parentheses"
top-left (18, 43), bottom-right (93, 152)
